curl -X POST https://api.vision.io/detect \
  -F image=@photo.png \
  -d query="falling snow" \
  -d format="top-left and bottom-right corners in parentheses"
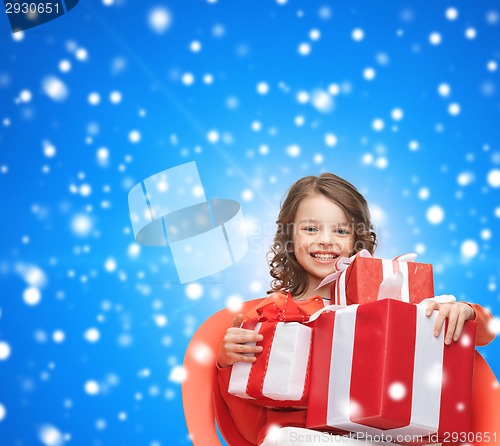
top-left (42, 76), bottom-right (68, 101)
top-left (427, 205), bottom-right (445, 224)
top-left (0, 2), bottom-right (499, 445)
top-left (148, 7), bottom-right (172, 34)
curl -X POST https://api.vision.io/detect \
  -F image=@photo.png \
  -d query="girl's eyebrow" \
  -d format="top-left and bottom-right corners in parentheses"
top-left (297, 219), bottom-right (319, 224)
top-left (297, 219), bottom-right (350, 226)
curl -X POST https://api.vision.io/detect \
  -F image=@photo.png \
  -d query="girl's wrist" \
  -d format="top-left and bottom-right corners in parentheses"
top-left (216, 359), bottom-right (230, 369)
top-left (469, 305), bottom-right (476, 320)
top-left (462, 302), bottom-right (476, 320)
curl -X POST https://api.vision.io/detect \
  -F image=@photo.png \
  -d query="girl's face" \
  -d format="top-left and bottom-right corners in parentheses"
top-left (292, 194), bottom-right (354, 290)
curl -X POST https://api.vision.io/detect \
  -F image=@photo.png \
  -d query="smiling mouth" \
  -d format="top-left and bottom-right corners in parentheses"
top-left (310, 252), bottom-right (339, 261)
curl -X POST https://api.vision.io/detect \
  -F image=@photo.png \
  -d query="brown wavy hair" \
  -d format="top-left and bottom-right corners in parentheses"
top-left (267, 173), bottom-right (377, 297)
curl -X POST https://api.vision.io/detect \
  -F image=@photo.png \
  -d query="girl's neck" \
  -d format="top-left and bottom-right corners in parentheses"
top-left (294, 280), bottom-right (332, 301)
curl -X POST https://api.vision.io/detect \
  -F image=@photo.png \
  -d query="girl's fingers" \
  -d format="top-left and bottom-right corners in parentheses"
top-left (219, 316), bottom-right (263, 367)
top-left (452, 314), bottom-right (467, 342)
top-left (433, 310), bottom-right (447, 337)
top-left (427, 301), bottom-right (444, 336)
top-left (226, 327), bottom-right (263, 343)
top-left (451, 305), bottom-right (471, 341)
top-left (444, 312), bottom-right (459, 345)
top-left (229, 344), bottom-right (263, 354)
top-left (234, 353), bottom-right (258, 364)
top-left (235, 332), bottom-right (263, 344)
top-left (427, 302), bottom-right (472, 344)
top-left (426, 300), bottom-right (439, 317)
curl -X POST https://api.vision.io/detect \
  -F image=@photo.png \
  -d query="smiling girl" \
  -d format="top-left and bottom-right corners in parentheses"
top-left (267, 174), bottom-right (375, 301)
top-left (215, 173), bottom-right (495, 446)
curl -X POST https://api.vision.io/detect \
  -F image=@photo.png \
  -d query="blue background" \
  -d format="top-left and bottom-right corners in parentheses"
top-left (0, 0), bottom-right (499, 445)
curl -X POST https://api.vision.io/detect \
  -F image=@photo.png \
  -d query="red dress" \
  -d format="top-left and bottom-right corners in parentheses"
top-left (215, 292), bottom-right (498, 446)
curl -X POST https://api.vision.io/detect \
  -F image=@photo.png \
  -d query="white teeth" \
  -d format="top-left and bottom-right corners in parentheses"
top-left (312, 253), bottom-right (336, 260)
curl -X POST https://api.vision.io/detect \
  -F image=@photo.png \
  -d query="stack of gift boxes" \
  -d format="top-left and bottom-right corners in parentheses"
top-left (228, 253), bottom-right (477, 445)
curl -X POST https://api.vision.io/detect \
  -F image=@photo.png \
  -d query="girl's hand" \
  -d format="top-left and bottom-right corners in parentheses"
top-left (217, 314), bottom-right (264, 368)
top-left (425, 299), bottom-right (475, 345)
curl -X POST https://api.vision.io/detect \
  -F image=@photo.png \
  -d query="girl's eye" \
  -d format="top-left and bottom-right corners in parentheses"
top-left (335, 228), bottom-right (350, 235)
top-left (304, 226), bottom-right (318, 232)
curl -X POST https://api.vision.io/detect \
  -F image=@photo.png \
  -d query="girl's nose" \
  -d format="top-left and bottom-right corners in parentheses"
top-left (317, 230), bottom-right (333, 246)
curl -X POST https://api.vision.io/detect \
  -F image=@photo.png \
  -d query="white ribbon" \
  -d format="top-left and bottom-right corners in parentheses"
top-left (377, 270), bottom-right (403, 301)
top-left (421, 294), bottom-right (456, 305)
top-left (307, 304), bottom-right (347, 323)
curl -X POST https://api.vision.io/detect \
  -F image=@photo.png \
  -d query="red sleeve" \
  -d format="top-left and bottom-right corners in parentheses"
top-left (215, 364), bottom-right (267, 445)
top-left (463, 303), bottom-right (495, 346)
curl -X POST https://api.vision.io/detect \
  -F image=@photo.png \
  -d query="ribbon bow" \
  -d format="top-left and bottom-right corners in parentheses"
top-left (256, 293), bottom-right (309, 323)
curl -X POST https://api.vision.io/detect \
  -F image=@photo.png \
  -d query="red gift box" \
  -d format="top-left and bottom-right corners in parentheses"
top-left (228, 297), bottom-right (312, 408)
top-left (329, 252), bottom-right (434, 306)
top-left (307, 298), bottom-right (476, 444)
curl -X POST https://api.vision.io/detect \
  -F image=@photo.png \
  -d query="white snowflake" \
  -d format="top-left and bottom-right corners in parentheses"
top-left (426, 205), bottom-right (445, 225)
top-left (148, 7), bottom-right (172, 34)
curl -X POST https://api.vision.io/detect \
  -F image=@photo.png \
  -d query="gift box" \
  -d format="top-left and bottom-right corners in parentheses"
top-left (327, 251), bottom-right (434, 306)
top-left (228, 297), bottom-right (312, 407)
top-left (306, 298), bottom-right (476, 444)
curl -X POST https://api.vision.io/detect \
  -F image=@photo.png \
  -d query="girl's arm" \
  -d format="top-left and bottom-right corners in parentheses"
top-left (426, 300), bottom-right (495, 347)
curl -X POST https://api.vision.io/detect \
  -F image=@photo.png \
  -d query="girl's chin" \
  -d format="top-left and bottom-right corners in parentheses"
top-left (308, 262), bottom-right (337, 275)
